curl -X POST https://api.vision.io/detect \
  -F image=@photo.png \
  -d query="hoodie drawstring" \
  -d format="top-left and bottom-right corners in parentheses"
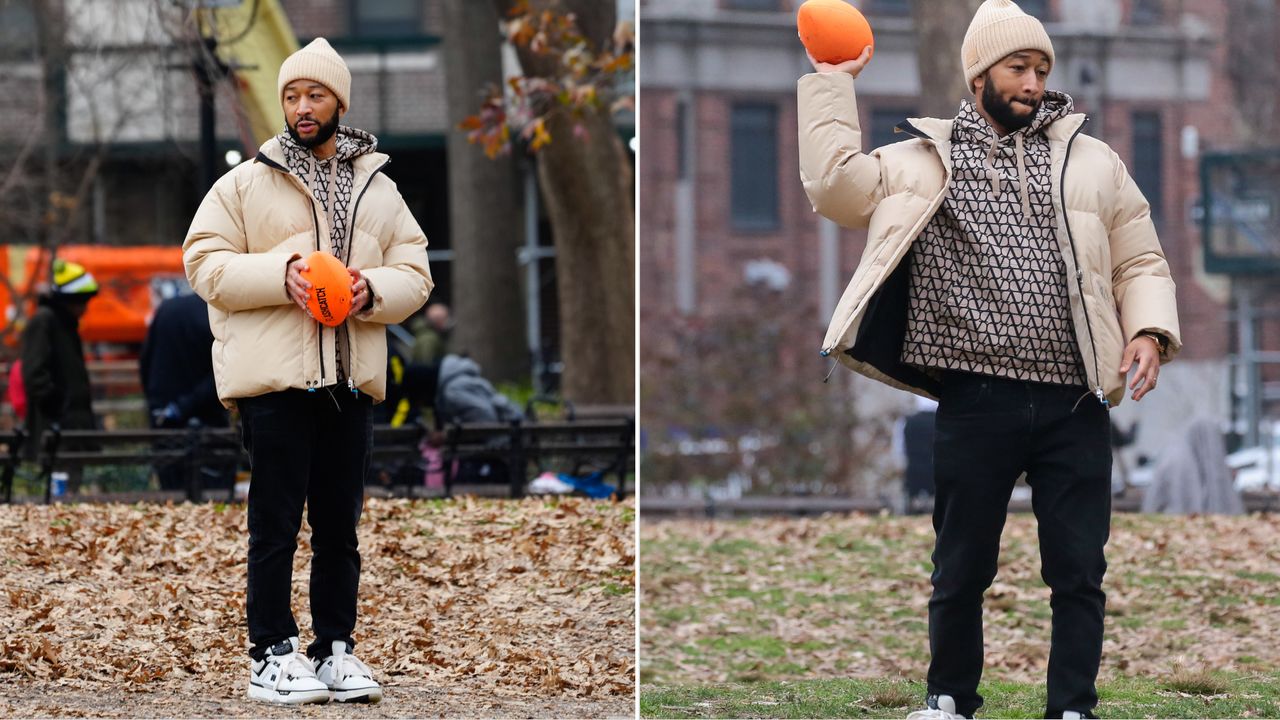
top-left (983, 132), bottom-right (1032, 219)
top-left (1014, 132), bottom-right (1031, 218)
top-left (984, 135), bottom-right (1002, 197)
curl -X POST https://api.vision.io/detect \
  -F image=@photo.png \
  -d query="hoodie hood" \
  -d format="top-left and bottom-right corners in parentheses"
top-left (438, 354), bottom-right (481, 386)
top-left (952, 90), bottom-right (1074, 217)
top-left (276, 125), bottom-right (378, 166)
top-left (953, 90), bottom-right (1073, 144)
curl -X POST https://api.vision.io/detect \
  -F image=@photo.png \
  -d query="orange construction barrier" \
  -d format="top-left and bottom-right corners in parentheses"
top-left (2, 245), bottom-right (187, 346)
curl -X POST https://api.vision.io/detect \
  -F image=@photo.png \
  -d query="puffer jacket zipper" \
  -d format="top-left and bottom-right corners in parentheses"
top-left (310, 199), bottom-right (326, 390)
top-left (255, 151), bottom-right (328, 391)
top-left (340, 158), bottom-right (391, 394)
top-left (1058, 118), bottom-right (1107, 407)
top-left (819, 120), bottom-right (950, 358)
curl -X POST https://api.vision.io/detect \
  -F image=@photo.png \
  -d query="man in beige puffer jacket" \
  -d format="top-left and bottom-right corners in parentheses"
top-left (183, 38), bottom-right (432, 706)
top-left (798, 2), bottom-right (1180, 718)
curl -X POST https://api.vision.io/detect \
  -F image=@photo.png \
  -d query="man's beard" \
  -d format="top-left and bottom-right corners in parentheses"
top-left (286, 111), bottom-right (340, 149)
top-left (982, 78), bottom-right (1039, 132)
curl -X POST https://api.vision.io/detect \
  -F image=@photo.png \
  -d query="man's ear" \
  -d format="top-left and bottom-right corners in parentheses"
top-left (973, 72), bottom-right (986, 95)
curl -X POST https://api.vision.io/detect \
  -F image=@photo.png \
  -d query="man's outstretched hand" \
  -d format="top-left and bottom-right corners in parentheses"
top-left (806, 45), bottom-right (872, 78)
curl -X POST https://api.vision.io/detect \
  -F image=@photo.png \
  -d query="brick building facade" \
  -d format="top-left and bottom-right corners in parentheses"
top-left (640, 0), bottom-right (1280, 463)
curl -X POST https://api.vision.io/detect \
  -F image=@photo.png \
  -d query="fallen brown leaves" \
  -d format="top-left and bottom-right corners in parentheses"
top-left (0, 496), bottom-right (634, 716)
top-left (640, 513), bottom-right (1280, 685)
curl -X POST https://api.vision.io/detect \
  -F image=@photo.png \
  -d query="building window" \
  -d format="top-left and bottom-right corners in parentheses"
top-left (872, 0), bottom-right (1045, 19)
top-left (870, 107), bottom-right (916, 150)
top-left (676, 100), bottom-right (690, 181)
top-left (724, 0), bottom-right (779, 10)
top-left (867, 0), bottom-right (911, 16)
top-left (1132, 111), bottom-right (1163, 221)
top-left (0, 0), bottom-right (36, 60)
top-left (730, 103), bottom-right (779, 231)
top-left (1019, 0), bottom-right (1051, 20)
top-left (1131, 0), bottom-right (1163, 25)
top-left (350, 0), bottom-right (423, 38)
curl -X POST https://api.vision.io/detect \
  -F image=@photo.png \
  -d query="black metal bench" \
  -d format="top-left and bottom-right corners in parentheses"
top-left (35, 426), bottom-right (242, 503)
top-left (0, 429), bottom-right (25, 504)
top-left (8, 418), bottom-right (632, 503)
top-left (441, 417), bottom-right (634, 498)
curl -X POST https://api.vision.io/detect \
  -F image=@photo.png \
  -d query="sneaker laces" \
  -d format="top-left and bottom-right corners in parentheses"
top-left (336, 652), bottom-right (374, 681)
top-left (327, 643), bottom-right (373, 683)
top-left (267, 650), bottom-right (320, 691)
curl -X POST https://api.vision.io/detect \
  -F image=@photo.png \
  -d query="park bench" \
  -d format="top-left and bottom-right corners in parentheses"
top-left (34, 426), bottom-right (242, 503)
top-left (440, 416), bottom-right (634, 499)
top-left (0, 428), bottom-right (25, 504)
top-left (3, 417), bottom-right (633, 503)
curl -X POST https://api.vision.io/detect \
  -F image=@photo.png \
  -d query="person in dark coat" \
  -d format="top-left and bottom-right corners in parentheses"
top-left (902, 397), bottom-right (938, 513)
top-left (140, 292), bottom-right (230, 490)
top-left (141, 293), bottom-right (227, 429)
top-left (20, 260), bottom-right (99, 472)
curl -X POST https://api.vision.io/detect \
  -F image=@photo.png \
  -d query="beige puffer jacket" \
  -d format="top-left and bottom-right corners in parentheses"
top-left (798, 72), bottom-right (1181, 408)
top-left (183, 136), bottom-right (433, 407)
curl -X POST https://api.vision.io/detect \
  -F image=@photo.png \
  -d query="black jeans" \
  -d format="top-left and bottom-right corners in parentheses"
top-left (239, 387), bottom-right (372, 660)
top-left (927, 371), bottom-right (1111, 719)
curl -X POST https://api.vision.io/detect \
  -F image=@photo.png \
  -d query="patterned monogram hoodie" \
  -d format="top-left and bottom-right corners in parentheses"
top-left (900, 90), bottom-right (1087, 387)
top-left (278, 125), bottom-right (379, 381)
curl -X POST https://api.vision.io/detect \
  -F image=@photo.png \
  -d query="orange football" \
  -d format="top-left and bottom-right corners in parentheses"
top-left (797, 0), bottom-right (875, 65)
top-left (300, 251), bottom-right (352, 327)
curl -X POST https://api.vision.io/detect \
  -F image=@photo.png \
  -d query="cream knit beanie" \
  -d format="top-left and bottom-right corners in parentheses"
top-left (961, 0), bottom-right (1055, 93)
top-left (278, 38), bottom-right (351, 111)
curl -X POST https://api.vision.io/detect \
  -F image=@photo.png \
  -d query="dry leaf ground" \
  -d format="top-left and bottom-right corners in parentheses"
top-left (0, 496), bottom-right (635, 718)
top-left (640, 513), bottom-right (1280, 688)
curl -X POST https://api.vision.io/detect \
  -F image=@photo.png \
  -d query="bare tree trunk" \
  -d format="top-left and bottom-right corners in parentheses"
top-left (494, 0), bottom-right (635, 405)
top-left (35, 0), bottom-right (67, 264)
top-left (442, 0), bottom-right (529, 383)
top-left (534, 108), bottom-right (635, 405)
top-left (911, 0), bottom-right (985, 118)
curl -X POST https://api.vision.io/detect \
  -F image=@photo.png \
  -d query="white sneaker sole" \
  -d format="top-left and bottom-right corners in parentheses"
top-left (333, 685), bottom-right (383, 703)
top-left (247, 683), bottom-right (331, 705)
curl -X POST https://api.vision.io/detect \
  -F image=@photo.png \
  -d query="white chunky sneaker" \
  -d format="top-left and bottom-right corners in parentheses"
top-left (314, 640), bottom-right (383, 703)
top-left (1062, 712), bottom-right (1084, 719)
top-left (247, 637), bottom-right (330, 705)
top-left (907, 693), bottom-right (971, 719)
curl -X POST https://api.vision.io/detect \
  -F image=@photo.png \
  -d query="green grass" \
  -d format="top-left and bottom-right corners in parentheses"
top-left (640, 673), bottom-right (1280, 718)
top-left (642, 513), bottom-right (1280, 716)
top-left (9, 461), bottom-right (155, 497)
top-left (603, 582), bottom-right (633, 596)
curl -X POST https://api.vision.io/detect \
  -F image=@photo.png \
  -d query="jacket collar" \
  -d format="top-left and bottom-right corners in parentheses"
top-left (39, 296), bottom-right (82, 328)
top-left (895, 110), bottom-right (1088, 146)
top-left (254, 134), bottom-right (390, 188)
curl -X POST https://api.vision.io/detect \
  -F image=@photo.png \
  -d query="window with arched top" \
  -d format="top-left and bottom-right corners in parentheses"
top-left (1019, 0), bottom-right (1051, 21)
top-left (1131, 0), bottom-right (1164, 25)
top-left (724, 0), bottom-right (781, 10)
top-left (350, 0), bottom-right (423, 38)
top-left (730, 103), bottom-right (780, 231)
top-left (0, 0), bottom-right (36, 60)
top-left (868, 0), bottom-right (910, 17)
top-left (1132, 111), bottom-right (1165, 221)
top-left (872, 0), bottom-right (1049, 21)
